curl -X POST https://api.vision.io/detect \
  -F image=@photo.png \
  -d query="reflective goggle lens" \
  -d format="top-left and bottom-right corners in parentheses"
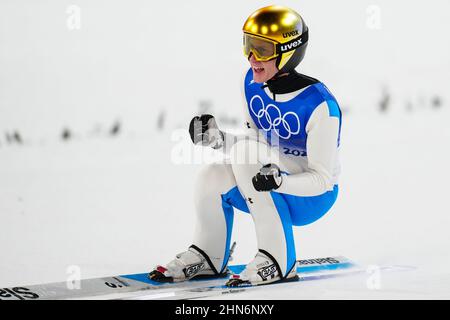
top-left (243, 34), bottom-right (278, 61)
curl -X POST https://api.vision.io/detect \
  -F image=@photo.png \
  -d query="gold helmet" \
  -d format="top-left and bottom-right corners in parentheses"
top-left (243, 5), bottom-right (308, 72)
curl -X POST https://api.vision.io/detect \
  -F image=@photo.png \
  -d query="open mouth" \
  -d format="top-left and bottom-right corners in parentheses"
top-left (252, 66), bottom-right (265, 74)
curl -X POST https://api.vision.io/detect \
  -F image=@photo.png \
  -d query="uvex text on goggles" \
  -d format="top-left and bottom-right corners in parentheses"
top-left (243, 30), bottom-right (309, 62)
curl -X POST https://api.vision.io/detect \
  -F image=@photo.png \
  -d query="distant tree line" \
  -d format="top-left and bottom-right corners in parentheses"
top-left (378, 88), bottom-right (444, 113)
top-left (0, 94), bottom-right (445, 148)
top-left (0, 119), bottom-right (122, 148)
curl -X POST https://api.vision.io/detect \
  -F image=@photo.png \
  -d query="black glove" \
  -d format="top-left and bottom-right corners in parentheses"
top-left (252, 164), bottom-right (283, 192)
top-left (189, 114), bottom-right (224, 149)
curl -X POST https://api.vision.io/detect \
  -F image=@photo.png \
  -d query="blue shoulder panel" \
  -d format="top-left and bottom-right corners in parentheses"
top-left (313, 83), bottom-right (341, 119)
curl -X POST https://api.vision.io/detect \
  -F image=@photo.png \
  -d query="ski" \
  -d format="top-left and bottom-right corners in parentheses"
top-left (0, 256), bottom-right (354, 300)
top-left (125, 265), bottom-right (411, 300)
top-left (124, 266), bottom-right (364, 300)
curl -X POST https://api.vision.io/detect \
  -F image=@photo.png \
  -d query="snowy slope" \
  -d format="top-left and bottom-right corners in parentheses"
top-left (1, 110), bottom-right (450, 299)
top-left (1, 0), bottom-right (450, 299)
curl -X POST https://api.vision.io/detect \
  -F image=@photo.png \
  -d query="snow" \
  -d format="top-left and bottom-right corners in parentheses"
top-left (1, 0), bottom-right (450, 299)
top-left (1, 111), bottom-right (450, 299)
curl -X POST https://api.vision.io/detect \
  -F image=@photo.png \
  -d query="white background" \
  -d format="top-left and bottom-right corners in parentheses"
top-left (1, 0), bottom-right (450, 298)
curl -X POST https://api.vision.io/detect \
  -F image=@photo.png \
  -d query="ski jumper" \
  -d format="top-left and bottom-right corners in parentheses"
top-left (192, 68), bottom-right (342, 278)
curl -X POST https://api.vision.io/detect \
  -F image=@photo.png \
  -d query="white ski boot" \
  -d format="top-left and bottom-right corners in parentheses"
top-left (226, 250), bottom-right (298, 287)
top-left (148, 245), bottom-right (230, 283)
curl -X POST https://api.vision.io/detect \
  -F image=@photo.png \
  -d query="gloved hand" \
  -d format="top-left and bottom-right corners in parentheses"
top-left (189, 114), bottom-right (224, 149)
top-left (252, 164), bottom-right (283, 192)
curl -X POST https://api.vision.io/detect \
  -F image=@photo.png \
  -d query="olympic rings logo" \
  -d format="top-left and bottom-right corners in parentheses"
top-left (249, 95), bottom-right (301, 139)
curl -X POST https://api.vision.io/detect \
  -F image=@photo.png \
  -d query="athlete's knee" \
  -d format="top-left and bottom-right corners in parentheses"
top-left (229, 138), bottom-right (279, 168)
top-left (230, 139), bottom-right (258, 166)
top-left (195, 163), bottom-right (236, 200)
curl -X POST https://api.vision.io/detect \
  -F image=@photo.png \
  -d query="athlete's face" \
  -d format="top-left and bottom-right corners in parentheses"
top-left (249, 54), bottom-right (278, 83)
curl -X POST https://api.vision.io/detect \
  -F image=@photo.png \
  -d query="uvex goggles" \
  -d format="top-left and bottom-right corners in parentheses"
top-left (243, 30), bottom-right (308, 61)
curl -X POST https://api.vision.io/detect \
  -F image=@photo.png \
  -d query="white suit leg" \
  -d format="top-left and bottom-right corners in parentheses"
top-left (229, 138), bottom-right (296, 277)
top-left (192, 163), bottom-right (237, 274)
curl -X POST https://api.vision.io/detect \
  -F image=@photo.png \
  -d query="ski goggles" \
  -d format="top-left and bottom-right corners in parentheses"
top-left (243, 33), bottom-right (278, 61)
top-left (243, 30), bottom-right (309, 62)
